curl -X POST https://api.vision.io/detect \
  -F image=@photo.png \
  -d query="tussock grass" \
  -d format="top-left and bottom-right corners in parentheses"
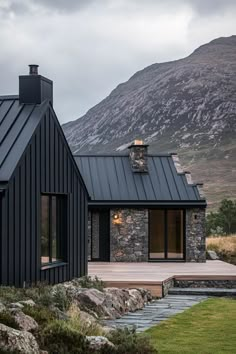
top-left (207, 235), bottom-right (236, 264)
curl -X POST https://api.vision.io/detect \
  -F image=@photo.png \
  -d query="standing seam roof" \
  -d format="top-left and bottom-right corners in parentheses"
top-left (0, 96), bottom-right (48, 182)
top-left (74, 155), bottom-right (206, 205)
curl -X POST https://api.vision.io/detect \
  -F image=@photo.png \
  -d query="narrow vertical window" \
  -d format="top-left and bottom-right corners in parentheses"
top-left (41, 194), bottom-right (66, 265)
top-left (41, 195), bottom-right (50, 264)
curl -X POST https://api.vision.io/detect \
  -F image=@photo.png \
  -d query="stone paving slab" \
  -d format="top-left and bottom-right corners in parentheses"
top-left (103, 295), bottom-right (208, 332)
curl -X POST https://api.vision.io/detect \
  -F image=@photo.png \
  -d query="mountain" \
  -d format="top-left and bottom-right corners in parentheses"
top-left (63, 36), bottom-right (236, 210)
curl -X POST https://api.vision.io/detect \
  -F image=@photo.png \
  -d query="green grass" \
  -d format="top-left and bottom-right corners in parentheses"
top-left (145, 298), bottom-right (236, 354)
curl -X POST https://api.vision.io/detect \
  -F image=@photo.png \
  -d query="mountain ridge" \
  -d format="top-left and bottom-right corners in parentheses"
top-left (63, 36), bottom-right (236, 209)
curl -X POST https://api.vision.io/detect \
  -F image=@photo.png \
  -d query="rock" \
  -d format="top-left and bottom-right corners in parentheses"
top-left (19, 300), bottom-right (36, 307)
top-left (86, 336), bottom-right (115, 351)
top-left (0, 302), bottom-right (6, 313)
top-left (126, 289), bottom-right (145, 311)
top-left (9, 309), bottom-right (38, 332)
top-left (207, 250), bottom-right (219, 260)
top-left (78, 287), bottom-right (152, 320)
top-left (9, 302), bottom-right (25, 309)
top-left (0, 323), bottom-right (40, 353)
top-left (137, 288), bottom-right (152, 303)
top-left (78, 288), bottom-right (109, 318)
top-left (49, 306), bottom-right (69, 321)
top-left (79, 310), bottom-right (98, 326)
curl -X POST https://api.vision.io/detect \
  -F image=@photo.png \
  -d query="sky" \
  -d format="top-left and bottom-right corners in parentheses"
top-left (0, 0), bottom-right (236, 124)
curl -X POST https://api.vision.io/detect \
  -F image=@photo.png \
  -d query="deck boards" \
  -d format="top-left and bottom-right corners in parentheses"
top-left (88, 261), bottom-right (236, 297)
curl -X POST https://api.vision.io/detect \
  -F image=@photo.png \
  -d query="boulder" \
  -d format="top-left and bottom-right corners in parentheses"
top-left (207, 250), bottom-right (219, 260)
top-left (79, 310), bottom-right (99, 326)
top-left (9, 309), bottom-right (38, 332)
top-left (0, 302), bottom-right (6, 313)
top-left (9, 300), bottom-right (36, 309)
top-left (78, 287), bottom-right (152, 320)
top-left (86, 335), bottom-right (115, 351)
top-left (9, 302), bottom-right (25, 309)
top-left (104, 288), bottom-right (130, 318)
top-left (126, 289), bottom-right (145, 311)
top-left (19, 300), bottom-right (36, 307)
top-left (78, 288), bottom-right (109, 318)
top-left (0, 323), bottom-right (40, 353)
top-left (137, 288), bottom-right (152, 303)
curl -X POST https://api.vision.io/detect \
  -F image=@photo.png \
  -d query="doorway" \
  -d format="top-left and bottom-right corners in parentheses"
top-left (149, 209), bottom-right (185, 260)
top-left (91, 210), bottom-right (110, 261)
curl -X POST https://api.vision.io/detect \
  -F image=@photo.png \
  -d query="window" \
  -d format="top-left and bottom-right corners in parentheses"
top-left (41, 194), bottom-right (67, 265)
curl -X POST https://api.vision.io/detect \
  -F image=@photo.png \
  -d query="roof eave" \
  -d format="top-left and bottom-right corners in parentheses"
top-left (88, 200), bottom-right (207, 208)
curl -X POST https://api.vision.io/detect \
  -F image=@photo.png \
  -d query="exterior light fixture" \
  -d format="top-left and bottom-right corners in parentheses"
top-left (113, 214), bottom-right (119, 220)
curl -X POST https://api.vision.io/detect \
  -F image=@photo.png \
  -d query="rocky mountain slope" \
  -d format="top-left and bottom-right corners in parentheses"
top-left (63, 36), bottom-right (236, 209)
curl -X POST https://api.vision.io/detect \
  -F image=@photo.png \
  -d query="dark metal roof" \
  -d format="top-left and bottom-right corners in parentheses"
top-left (0, 95), bottom-right (48, 182)
top-left (75, 154), bottom-right (206, 206)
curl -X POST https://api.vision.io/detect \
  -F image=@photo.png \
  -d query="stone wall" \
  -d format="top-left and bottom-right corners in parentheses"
top-left (186, 208), bottom-right (206, 262)
top-left (174, 279), bottom-right (236, 289)
top-left (110, 209), bottom-right (149, 262)
top-left (88, 207), bottom-right (206, 262)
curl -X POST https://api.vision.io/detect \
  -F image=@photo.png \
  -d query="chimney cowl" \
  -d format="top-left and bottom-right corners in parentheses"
top-left (128, 139), bottom-right (149, 173)
top-left (19, 64), bottom-right (53, 105)
top-left (29, 64), bottom-right (39, 75)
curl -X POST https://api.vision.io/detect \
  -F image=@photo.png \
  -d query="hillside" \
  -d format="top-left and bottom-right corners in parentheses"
top-left (63, 36), bottom-right (236, 209)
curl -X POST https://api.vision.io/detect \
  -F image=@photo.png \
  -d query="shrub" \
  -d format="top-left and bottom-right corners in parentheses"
top-left (106, 327), bottom-right (158, 354)
top-left (39, 320), bottom-right (90, 354)
top-left (23, 305), bottom-right (56, 326)
top-left (77, 276), bottom-right (105, 292)
top-left (0, 310), bottom-right (20, 330)
top-left (67, 304), bottom-right (104, 336)
top-left (52, 284), bottom-right (71, 311)
top-left (0, 287), bottom-right (26, 304)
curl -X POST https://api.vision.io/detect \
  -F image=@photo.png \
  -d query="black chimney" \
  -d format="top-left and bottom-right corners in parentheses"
top-left (128, 139), bottom-right (149, 173)
top-left (19, 65), bottom-right (53, 105)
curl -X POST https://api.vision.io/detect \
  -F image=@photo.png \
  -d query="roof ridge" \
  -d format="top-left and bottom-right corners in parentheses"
top-left (74, 153), bottom-right (174, 157)
top-left (0, 95), bottom-right (19, 100)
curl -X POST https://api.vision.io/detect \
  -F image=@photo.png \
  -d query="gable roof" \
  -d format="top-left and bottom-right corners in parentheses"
top-left (0, 95), bottom-right (48, 182)
top-left (0, 96), bottom-right (89, 195)
top-left (75, 154), bottom-right (206, 207)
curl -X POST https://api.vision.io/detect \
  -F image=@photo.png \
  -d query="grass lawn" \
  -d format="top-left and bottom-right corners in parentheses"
top-left (145, 298), bottom-right (236, 354)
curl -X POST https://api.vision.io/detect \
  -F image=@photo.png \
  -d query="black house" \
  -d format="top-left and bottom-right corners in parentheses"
top-left (0, 65), bottom-right (88, 287)
top-left (75, 141), bottom-right (207, 263)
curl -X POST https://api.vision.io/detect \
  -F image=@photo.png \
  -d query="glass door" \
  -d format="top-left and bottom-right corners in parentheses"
top-left (149, 210), bottom-right (165, 259)
top-left (149, 210), bottom-right (184, 260)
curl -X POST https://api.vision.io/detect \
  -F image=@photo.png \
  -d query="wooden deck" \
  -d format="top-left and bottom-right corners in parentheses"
top-left (88, 261), bottom-right (236, 297)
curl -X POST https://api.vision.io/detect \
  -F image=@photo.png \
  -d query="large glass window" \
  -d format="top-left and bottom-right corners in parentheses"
top-left (149, 209), bottom-right (184, 260)
top-left (41, 195), bottom-right (66, 265)
top-left (149, 210), bottom-right (165, 259)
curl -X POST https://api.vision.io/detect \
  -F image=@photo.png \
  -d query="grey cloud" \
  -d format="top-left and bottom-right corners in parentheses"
top-left (185, 0), bottom-right (236, 15)
top-left (32, 0), bottom-right (99, 13)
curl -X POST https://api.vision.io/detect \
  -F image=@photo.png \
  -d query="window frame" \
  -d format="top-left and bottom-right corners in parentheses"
top-left (148, 208), bottom-right (186, 262)
top-left (40, 193), bottom-right (67, 267)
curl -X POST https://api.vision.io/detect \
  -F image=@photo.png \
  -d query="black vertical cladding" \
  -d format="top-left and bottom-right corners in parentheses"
top-left (0, 105), bottom-right (88, 286)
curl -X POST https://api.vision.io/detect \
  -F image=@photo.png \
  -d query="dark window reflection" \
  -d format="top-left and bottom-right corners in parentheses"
top-left (41, 195), bottom-right (66, 265)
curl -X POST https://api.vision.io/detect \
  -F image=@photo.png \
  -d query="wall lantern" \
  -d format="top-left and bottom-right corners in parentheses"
top-left (112, 213), bottom-right (122, 225)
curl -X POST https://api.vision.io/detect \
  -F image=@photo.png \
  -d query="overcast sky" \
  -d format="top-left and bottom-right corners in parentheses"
top-left (0, 0), bottom-right (236, 123)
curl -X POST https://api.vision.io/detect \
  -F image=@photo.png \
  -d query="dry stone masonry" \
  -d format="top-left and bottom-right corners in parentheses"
top-left (186, 208), bottom-right (206, 262)
top-left (89, 208), bottom-right (206, 262)
top-left (110, 209), bottom-right (149, 262)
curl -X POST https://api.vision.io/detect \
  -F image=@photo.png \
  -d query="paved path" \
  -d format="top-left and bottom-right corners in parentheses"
top-left (103, 295), bottom-right (208, 332)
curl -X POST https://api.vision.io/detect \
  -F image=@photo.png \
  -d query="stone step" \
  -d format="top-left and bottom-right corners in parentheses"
top-left (168, 287), bottom-right (236, 296)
